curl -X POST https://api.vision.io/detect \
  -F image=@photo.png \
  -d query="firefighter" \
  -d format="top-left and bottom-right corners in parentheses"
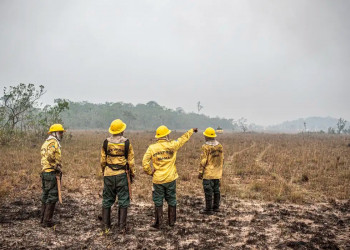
top-left (198, 127), bottom-right (224, 214)
top-left (100, 119), bottom-right (135, 233)
top-left (142, 126), bottom-right (198, 229)
top-left (40, 123), bottom-right (66, 227)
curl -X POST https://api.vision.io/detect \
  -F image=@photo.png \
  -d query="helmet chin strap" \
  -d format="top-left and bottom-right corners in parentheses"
top-left (157, 135), bottom-right (169, 141)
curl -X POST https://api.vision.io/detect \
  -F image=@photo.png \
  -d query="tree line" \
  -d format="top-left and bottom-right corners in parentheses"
top-left (61, 100), bottom-right (234, 130)
top-left (0, 83), bottom-right (237, 144)
top-left (3, 83), bottom-right (347, 140)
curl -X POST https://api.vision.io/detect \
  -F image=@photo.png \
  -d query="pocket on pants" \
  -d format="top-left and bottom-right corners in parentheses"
top-left (44, 180), bottom-right (51, 188)
top-left (203, 183), bottom-right (212, 193)
top-left (43, 174), bottom-right (55, 189)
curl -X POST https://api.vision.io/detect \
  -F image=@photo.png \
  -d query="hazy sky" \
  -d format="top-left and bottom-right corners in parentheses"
top-left (0, 0), bottom-right (349, 125)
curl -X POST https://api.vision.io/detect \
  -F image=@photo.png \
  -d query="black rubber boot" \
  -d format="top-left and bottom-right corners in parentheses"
top-left (43, 203), bottom-right (56, 227)
top-left (168, 205), bottom-right (176, 227)
top-left (213, 193), bottom-right (221, 212)
top-left (151, 206), bottom-right (163, 229)
top-left (40, 203), bottom-right (46, 224)
top-left (200, 195), bottom-right (213, 215)
top-left (119, 207), bottom-right (127, 233)
top-left (102, 207), bottom-right (111, 231)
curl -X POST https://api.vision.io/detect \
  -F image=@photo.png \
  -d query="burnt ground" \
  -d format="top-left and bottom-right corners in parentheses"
top-left (0, 193), bottom-right (349, 250)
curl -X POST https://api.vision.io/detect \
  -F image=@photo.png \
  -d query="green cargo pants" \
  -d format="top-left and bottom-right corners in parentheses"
top-left (41, 172), bottom-right (58, 204)
top-left (102, 173), bottom-right (130, 208)
top-left (153, 180), bottom-right (176, 207)
top-left (203, 179), bottom-right (221, 208)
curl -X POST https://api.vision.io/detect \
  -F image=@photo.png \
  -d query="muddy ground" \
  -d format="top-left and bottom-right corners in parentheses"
top-left (0, 191), bottom-right (349, 250)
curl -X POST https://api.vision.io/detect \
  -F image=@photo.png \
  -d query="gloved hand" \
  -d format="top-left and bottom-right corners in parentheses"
top-left (54, 164), bottom-right (62, 174)
top-left (198, 173), bottom-right (203, 180)
top-left (130, 172), bottom-right (135, 184)
top-left (193, 128), bottom-right (198, 133)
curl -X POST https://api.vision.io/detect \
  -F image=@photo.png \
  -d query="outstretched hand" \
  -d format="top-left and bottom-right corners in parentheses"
top-left (193, 128), bottom-right (198, 133)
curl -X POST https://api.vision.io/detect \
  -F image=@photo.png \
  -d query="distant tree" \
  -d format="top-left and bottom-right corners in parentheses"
top-left (31, 99), bottom-right (69, 136)
top-left (45, 99), bottom-right (69, 123)
top-left (303, 121), bottom-right (307, 132)
top-left (146, 101), bottom-right (160, 108)
top-left (176, 107), bottom-right (185, 114)
top-left (0, 83), bottom-right (45, 131)
top-left (238, 117), bottom-right (248, 132)
top-left (197, 101), bottom-right (203, 113)
top-left (336, 118), bottom-right (347, 134)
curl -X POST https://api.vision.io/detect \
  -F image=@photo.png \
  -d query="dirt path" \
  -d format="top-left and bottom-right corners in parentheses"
top-left (227, 142), bottom-right (257, 162)
top-left (255, 143), bottom-right (272, 172)
top-left (254, 144), bottom-right (326, 200)
top-left (0, 189), bottom-right (349, 249)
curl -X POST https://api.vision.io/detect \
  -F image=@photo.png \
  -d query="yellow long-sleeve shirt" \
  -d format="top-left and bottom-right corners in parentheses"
top-left (41, 136), bottom-right (62, 173)
top-left (142, 129), bottom-right (194, 184)
top-left (100, 136), bottom-right (136, 177)
top-left (199, 140), bottom-right (224, 179)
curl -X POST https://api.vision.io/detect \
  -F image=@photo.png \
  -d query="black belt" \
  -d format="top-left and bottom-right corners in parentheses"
top-left (107, 164), bottom-right (126, 171)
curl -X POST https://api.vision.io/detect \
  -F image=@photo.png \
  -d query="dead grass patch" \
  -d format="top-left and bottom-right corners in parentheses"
top-left (0, 132), bottom-right (349, 203)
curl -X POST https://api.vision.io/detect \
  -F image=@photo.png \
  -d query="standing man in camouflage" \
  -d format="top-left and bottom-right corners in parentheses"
top-left (40, 124), bottom-right (66, 227)
top-left (100, 119), bottom-right (136, 233)
top-left (198, 127), bottom-right (224, 214)
top-left (142, 126), bottom-right (197, 229)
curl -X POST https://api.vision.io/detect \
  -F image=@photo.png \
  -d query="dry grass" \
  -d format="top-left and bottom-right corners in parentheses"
top-left (0, 131), bottom-right (349, 204)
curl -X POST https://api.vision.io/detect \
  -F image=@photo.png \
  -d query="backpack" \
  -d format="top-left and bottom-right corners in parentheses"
top-left (103, 139), bottom-right (130, 171)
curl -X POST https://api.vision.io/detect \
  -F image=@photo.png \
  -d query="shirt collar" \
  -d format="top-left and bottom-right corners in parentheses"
top-left (108, 135), bottom-right (127, 143)
top-left (47, 135), bottom-right (61, 148)
top-left (205, 140), bottom-right (219, 146)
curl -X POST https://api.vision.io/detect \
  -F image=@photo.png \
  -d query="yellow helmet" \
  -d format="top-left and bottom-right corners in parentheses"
top-left (155, 125), bottom-right (171, 138)
top-left (109, 119), bottom-right (126, 134)
top-left (203, 127), bottom-right (217, 138)
top-left (48, 124), bottom-right (66, 134)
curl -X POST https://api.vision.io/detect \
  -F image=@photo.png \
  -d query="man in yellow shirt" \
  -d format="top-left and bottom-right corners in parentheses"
top-left (40, 124), bottom-right (66, 227)
top-left (198, 127), bottom-right (224, 214)
top-left (100, 119), bottom-right (136, 233)
top-left (143, 126), bottom-right (197, 229)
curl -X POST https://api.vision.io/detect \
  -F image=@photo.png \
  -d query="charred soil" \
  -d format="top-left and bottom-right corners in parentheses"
top-left (0, 193), bottom-right (349, 249)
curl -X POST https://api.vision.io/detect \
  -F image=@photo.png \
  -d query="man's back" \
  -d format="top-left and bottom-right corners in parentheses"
top-left (143, 129), bottom-right (194, 184)
top-left (200, 141), bottom-right (224, 180)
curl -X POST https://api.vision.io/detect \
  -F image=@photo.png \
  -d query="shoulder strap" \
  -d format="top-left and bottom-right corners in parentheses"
top-left (103, 139), bottom-right (108, 155)
top-left (103, 138), bottom-right (129, 159)
top-left (124, 139), bottom-right (130, 160)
